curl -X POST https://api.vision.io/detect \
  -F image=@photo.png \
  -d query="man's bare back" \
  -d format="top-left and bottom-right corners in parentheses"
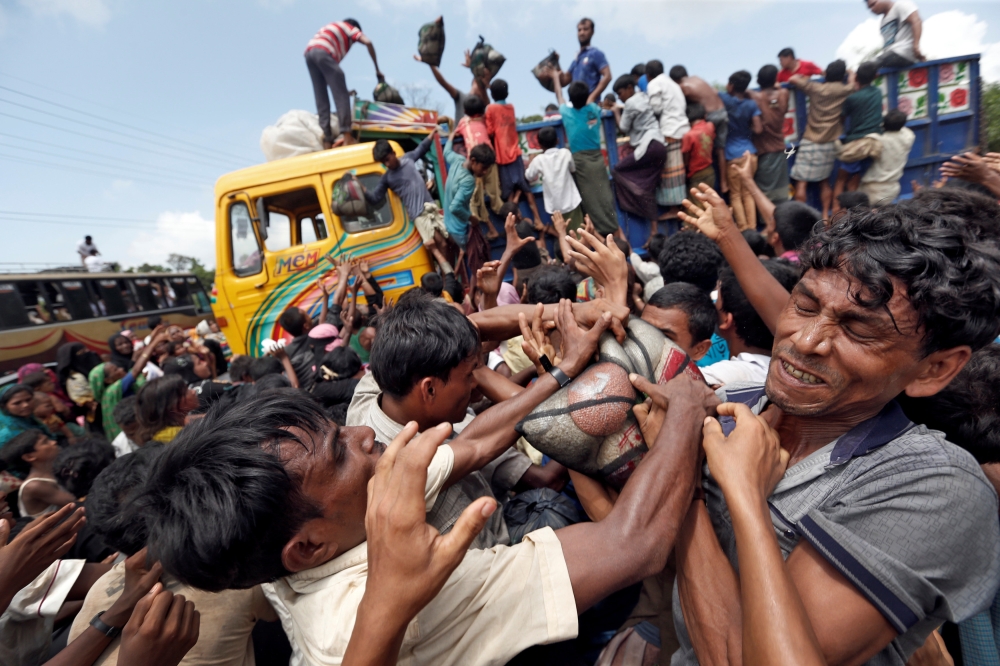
top-left (678, 76), bottom-right (723, 113)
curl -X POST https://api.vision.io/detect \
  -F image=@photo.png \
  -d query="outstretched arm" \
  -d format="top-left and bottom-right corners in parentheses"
top-left (448, 301), bottom-right (610, 484)
top-left (552, 69), bottom-right (567, 106)
top-left (678, 185), bottom-right (790, 334)
top-left (416, 56), bottom-right (459, 100)
top-left (358, 35), bottom-right (382, 80)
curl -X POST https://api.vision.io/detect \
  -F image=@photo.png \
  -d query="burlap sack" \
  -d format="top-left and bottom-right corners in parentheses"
top-left (516, 318), bottom-right (704, 489)
top-left (373, 82), bottom-right (405, 105)
top-left (470, 36), bottom-right (505, 80)
top-left (533, 52), bottom-right (561, 92)
top-left (417, 17), bottom-right (445, 67)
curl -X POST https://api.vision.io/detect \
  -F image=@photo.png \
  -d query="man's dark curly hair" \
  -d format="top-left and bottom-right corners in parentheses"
top-left (800, 190), bottom-right (1000, 356)
top-left (658, 231), bottom-right (725, 294)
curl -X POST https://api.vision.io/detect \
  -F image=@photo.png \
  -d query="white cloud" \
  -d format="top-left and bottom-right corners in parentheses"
top-left (127, 211), bottom-right (215, 269)
top-left (837, 10), bottom-right (1000, 81)
top-left (18, 0), bottom-right (110, 26)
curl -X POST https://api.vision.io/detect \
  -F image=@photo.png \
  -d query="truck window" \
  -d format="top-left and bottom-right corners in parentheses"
top-left (230, 202), bottom-right (263, 277)
top-left (299, 213), bottom-right (328, 244)
top-left (259, 187), bottom-right (324, 251)
top-left (0, 283), bottom-right (30, 328)
top-left (336, 173), bottom-right (393, 234)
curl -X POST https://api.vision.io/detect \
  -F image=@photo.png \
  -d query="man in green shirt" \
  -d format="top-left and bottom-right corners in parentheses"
top-left (835, 62), bottom-right (884, 211)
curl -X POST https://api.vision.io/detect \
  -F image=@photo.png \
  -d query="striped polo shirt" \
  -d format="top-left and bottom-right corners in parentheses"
top-left (305, 21), bottom-right (363, 63)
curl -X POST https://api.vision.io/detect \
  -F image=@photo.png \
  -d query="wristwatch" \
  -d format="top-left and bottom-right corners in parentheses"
top-left (539, 354), bottom-right (572, 388)
top-left (90, 611), bottom-right (123, 638)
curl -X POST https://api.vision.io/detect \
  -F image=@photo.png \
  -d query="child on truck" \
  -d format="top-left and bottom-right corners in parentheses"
top-left (443, 133), bottom-right (496, 252)
top-left (485, 79), bottom-right (544, 229)
top-left (456, 95), bottom-right (502, 239)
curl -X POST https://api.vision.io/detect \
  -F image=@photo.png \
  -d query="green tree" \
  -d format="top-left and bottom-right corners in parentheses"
top-left (166, 254), bottom-right (216, 290)
top-left (982, 82), bottom-right (1000, 153)
top-left (125, 263), bottom-right (169, 273)
top-left (519, 114), bottom-right (544, 124)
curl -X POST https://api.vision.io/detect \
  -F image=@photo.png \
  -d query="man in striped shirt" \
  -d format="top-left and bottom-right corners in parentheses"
top-left (305, 18), bottom-right (383, 148)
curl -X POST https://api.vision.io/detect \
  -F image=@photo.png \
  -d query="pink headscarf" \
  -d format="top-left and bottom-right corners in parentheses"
top-left (308, 323), bottom-right (345, 352)
top-left (497, 282), bottom-right (521, 307)
top-left (17, 363), bottom-right (45, 383)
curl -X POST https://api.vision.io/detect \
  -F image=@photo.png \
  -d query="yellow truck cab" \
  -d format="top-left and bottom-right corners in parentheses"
top-left (212, 140), bottom-right (434, 357)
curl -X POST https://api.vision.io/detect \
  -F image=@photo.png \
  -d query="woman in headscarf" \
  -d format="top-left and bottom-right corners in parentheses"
top-left (134, 375), bottom-right (199, 444)
top-left (107, 332), bottom-right (135, 371)
top-left (18, 362), bottom-right (73, 413)
top-left (0, 384), bottom-right (54, 448)
top-left (310, 347), bottom-right (364, 410)
top-left (89, 325), bottom-right (168, 439)
top-left (55, 342), bottom-right (101, 408)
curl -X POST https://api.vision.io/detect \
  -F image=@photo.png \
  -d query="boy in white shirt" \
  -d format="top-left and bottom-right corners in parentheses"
top-left (525, 126), bottom-right (584, 230)
top-left (860, 109), bottom-right (915, 205)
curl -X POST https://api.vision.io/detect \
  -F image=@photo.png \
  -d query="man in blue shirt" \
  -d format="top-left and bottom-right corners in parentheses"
top-left (719, 70), bottom-right (762, 230)
top-left (555, 18), bottom-right (612, 105)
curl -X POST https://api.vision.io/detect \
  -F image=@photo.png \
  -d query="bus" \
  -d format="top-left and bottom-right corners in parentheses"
top-left (211, 106), bottom-right (440, 357)
top-left (0, 272), bottom-right (214, 377)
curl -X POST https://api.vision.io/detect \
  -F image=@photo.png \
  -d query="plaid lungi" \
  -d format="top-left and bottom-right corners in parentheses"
top-left (790, 139), bottom-right (837, 183)
top-left (656, 138), bottom-right (687, 206)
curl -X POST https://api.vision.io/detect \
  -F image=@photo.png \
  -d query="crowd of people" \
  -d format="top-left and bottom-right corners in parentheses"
top-left (304, 0), bottom-right (938, 258)
top-left (2, 3), bottom-right (1000, 666)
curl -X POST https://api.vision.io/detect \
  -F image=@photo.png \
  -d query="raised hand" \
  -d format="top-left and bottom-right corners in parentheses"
top-left (583, 214), bottom-right (596, 236)
top-left (502, 212), bottom-right (534, 257)
top-left (702, 403), bottom-right (788, 503)
top-left (0, 504), bottom-right (85, 607)
top-left (517, 303), bottom-right (559, 374)
top-left (317, 276), bottom-right (330, 297)
top-left (678, 184), bottom-right (738, 243)
top-left (118, 584), bottom-right (200, 666)
top-left (564, 229), bottom-right (628, 308)
top-left (357, 421), bottom-right (495, 635)
top-left (100, 547), bottom-right (165, 628)
top-left (476, 260), bottom-right (503, 310)
top-left (554, 298), bottom-right (611, 379)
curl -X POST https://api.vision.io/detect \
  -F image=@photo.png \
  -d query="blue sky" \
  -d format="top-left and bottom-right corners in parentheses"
top-left (2, 0), bottom-right (999, 271)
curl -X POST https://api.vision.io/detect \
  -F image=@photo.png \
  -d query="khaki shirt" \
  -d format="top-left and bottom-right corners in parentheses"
top-left (262, 443), bottom-right (578, 666)
top-left (68, 562), bottom-right (276, 666)
top-left (797, 80), bottom-right (854, 144)
top-left (346, 373), bottom-right (531, 549)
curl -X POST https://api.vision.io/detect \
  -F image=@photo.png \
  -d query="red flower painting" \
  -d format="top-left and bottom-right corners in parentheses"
top-left (908, 68), bottom-right (928, 89)
top-left (950, 88), bottom-right (968, 108)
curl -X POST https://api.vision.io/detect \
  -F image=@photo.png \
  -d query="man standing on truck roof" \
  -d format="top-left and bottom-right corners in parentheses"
top-left (866, 0), bottom-right (924, 69)
top-left (305, 18), bottom-right (383, 149)
top-left (554, 18), bottom-right (612, 105)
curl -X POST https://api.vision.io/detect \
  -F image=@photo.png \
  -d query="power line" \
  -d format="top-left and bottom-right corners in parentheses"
top-left (0, 152), bottom-right (206, 191)
top-left (0, 132), bottom-right (222, 180)
top-left (0, 217), bottom-right (158, 231)
top-left (0, 210), bottom-right (164, 223)
top-left (0, 83), bottom-right (257, 164)
top-left (0, 69), bottom-right (255, 157)
top-left (0, 110), bottom-right (240, 172)
top-left (0, 98), bottom-right (242, 169)
top-left (0, 142), bottom-right (207, 186)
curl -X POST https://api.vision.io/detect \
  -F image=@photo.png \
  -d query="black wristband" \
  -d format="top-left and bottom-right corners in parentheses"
top-left (538, 354), bottom-right (554, 373)
top-left (549, 367), bottom-right (572, 388)
top-left (90, 611), bottom-right (122, 638)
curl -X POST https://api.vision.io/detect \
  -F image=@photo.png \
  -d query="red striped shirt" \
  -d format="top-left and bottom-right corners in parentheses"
top-left (305, 21), bottom-right (363, 62)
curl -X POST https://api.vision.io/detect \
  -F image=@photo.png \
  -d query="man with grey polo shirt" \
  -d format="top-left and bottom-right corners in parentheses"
top-left (670, 191), bottom-right (1000, 666)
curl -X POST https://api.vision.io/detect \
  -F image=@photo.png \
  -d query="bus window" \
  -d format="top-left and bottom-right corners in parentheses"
top-left (230, 203), bottom-right (263, 277)
top-left (337, 173), bottom-right (393, 234)
top-left (151, 278), bottom-right (175, 308)
top-left (169, 277), bottom-right (192, 306)
top-left (187, 277), bottom-right (212, 313)
top-left (132, 278), bottom-right (161, 311)
top-left (0, 283), bottom-right (31, 328)
top-left (55, 281), bottom-right (94, 320)
top-left (96, 280), bottom-right (128, 315)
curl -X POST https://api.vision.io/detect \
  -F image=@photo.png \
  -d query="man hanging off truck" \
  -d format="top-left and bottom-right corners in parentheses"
top-left (305, 18), bottom-right (383, 148)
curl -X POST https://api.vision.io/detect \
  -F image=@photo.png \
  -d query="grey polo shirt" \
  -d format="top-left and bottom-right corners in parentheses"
top-left (670, 382), bottom-right (1000, 666)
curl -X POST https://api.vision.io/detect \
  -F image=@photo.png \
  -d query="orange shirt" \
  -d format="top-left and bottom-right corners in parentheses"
top-left (682, 120), bottom-right (716, 177)
top-left (456, 115), bottom-right (492, 152)
top-left (485, 103), bottom-right (522, 165)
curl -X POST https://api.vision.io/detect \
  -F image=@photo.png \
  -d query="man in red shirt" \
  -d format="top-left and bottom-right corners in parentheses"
top-left (305, 19), bottom-right (383, 148)
top-left (485, 79), bottom-right (543, 228)
top-left (682, 102), bottom-right (717, 194)
top-left (776, 48), bottom-right (824, 84)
